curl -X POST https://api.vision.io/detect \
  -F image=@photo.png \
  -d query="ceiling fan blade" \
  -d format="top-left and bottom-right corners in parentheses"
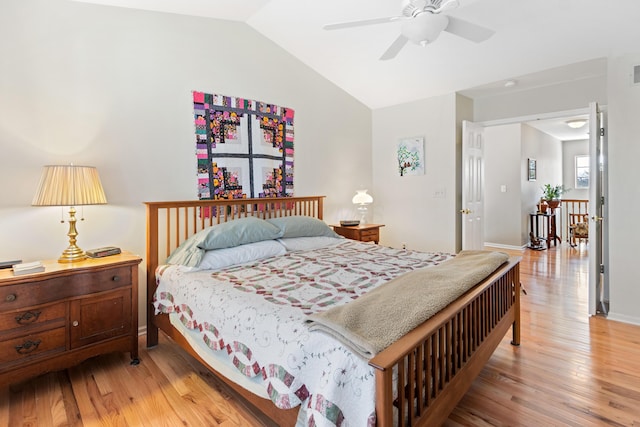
top-left (380, 34), bottom-right (409, 61)
top-left (444, 16), bottom-right (495, 42)
top-left (323, 16), bottom-right (403, 31)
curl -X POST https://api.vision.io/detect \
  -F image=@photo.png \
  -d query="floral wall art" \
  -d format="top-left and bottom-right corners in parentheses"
top-left (193, 91), bottom-right (294, 199)
top-left (397, 136), bottom-right (425, 176)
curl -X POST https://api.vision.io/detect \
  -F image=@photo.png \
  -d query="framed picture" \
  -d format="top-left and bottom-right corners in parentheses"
top-left (528, 158), bottom-right (537, 181)
top-left (397, 137), bottom-right (425, 176)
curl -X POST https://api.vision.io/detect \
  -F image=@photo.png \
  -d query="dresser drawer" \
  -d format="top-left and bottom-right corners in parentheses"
top-left (0, 327), bottom-right (66, 365)
top-left (360, 229), bottom-right (379, 241)
top-left (334, 227), bottom-right (359, 240)
top-left (0, 266), bottom-right (131, 310)
top-left (0, 302), bottom-right (66, 334)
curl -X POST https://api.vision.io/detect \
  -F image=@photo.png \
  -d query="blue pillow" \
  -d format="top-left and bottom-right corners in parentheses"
top-left (165, 227), bottom-right (209, 267)
top-left (266, 216), bottom-right (340, 239)
top-left (166, 217), bottom-right (283, 267)
top-left (198, 217), bottom-right (283, 250)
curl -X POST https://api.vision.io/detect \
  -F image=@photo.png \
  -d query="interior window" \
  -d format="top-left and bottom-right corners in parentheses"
top-left (575, 155), bottom-right (589, 189)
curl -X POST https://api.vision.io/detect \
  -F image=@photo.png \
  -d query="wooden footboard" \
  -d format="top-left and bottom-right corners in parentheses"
top-left (144, 196), bottom-right (520, 427)
top-left (369, 258), bottom-right (520, 427)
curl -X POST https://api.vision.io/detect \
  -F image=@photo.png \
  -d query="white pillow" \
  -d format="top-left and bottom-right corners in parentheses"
top-left (198, 240), bottom-right (286, 270)
top-left (277, 236), bottom-right (344, 252)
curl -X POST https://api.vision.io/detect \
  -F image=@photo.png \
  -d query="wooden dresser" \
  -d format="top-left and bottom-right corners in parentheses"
top-left (0, 252), bottom-right (142, 385)
top-left (331, 224), bottom-right (385, 244)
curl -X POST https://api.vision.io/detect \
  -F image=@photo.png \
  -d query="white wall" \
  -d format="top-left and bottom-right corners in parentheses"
top-left (371, 94), bottom-right (458, 253)
top-left (484, 124), bottom-right (523, 247)
top-left (522, 124), bottom-right (563, 201)
top-left (562, 139), bottom-right (590, 200)
top-left (472, 75), bottom-right (608, 122)
top-left (607, 53), bottom-right (640, 325)
top-left (0, 0), bottom-right (372, 327)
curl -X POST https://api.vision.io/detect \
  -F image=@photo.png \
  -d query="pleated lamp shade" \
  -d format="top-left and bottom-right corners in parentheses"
top-left (32, 165), bottom-right (107, 207)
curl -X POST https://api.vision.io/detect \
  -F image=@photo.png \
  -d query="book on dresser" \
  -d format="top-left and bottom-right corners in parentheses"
top-left (0, 260), bottom-right (22, 270)
top-left (12, 261), bottom-right (45, 275)
top-left (86, 246), bottom-right (122, 258)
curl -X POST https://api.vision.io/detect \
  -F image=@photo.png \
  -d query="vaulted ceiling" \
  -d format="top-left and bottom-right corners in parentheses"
top-left (70, 0), bottom-right (639, 110)
top-left (70, 0), bottom-right (638, 140)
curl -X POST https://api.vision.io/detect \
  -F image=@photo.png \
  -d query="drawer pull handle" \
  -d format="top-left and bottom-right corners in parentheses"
top-left (15, 339), bottom-right (42, 354)
top-left (112, 275), bottom-right (120, 282)
top-left (72, 320), bottom-right (79, 327)
top-left (5, 293), bottom-right (17, 302)
top-left (15, 311), bottom-right (42, 325)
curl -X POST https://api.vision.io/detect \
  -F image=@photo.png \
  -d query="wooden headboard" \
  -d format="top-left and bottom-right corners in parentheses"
top-left (144, 196), bottom-right (325, 267)
top-left (144, 196), bottom-right (325, 309)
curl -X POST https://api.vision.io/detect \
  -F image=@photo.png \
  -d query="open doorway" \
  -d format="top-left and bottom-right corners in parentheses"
top-left (477, 108), bottom-right (588, 249)
top-left (483, 111), bottom-right (589, 249)
top-left (473, 105), bottom-right (608, 317)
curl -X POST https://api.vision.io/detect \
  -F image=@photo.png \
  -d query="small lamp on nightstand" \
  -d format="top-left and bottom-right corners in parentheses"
top-left (352, 189), bottom-right (373, 225)
top-left (32, 165), bottom-right (107, 263)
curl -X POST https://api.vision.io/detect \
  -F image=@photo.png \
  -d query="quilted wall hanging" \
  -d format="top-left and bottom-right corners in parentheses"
top-left (193, 91), bottom-right (294, 200)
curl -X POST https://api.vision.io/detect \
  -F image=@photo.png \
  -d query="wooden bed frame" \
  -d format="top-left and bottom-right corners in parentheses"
top-left (145, 196), bottom-right (521, 427)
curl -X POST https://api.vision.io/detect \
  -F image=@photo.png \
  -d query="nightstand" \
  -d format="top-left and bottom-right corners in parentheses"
top-left (331, 224), bottom-right (385, 244)
top-left (0, 252), bottom-right (142, 386)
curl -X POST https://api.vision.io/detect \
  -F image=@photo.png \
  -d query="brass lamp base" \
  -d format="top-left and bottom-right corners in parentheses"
top-left (58, 245), bottom-right (86, 263)
top-left (58, 206), bottom-right (87, 263)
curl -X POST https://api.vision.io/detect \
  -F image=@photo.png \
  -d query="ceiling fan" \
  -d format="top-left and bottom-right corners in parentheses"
top-left (323, 0), bottom-right (495, 60)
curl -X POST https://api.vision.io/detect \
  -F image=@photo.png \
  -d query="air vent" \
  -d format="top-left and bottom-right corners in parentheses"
top-left (634, 64), bottom-right (640, 85)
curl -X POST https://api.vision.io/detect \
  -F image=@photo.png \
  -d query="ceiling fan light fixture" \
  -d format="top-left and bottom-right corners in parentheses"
top-left (402, 13), bottom-right (449, 45)
top-left (566, 119), bottom-right (587, 129)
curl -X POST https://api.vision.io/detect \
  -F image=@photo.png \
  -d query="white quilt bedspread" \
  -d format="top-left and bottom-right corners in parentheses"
top-left (153, 240), bottom-right (453, 426)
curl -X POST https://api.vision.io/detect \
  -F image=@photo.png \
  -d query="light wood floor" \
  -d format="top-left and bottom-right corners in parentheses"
top-left (2, 244), bottom-right (640, 426)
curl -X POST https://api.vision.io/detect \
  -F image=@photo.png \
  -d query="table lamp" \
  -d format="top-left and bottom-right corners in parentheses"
top-left (32, 165), bottom-right (107, 263)
top-left (352, 189), bottom-right (373, 225)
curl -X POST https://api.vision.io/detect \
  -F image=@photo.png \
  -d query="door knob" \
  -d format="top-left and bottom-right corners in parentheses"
top-left (459, 209), bottom-right (472, 214)
top-left (591, 215), bottom-right (603, 222)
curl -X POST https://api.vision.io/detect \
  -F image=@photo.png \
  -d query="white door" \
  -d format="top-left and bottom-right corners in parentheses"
top-left (461, 120), bottom-right (485, 250)
top-left (588, 102), bottom-right (607, 315)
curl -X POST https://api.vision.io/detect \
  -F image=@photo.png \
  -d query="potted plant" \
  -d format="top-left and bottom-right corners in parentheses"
top-left (542, 184), bottom-right (565, 209)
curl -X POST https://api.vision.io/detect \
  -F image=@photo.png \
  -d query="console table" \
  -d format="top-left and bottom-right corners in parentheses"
top-left (529, 210), bottom-right (561, 249)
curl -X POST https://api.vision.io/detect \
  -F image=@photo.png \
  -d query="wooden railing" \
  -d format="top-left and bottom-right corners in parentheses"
top-left (560, 199), bottom-right (588, 242)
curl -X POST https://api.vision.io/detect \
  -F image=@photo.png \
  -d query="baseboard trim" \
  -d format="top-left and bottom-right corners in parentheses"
top-left (605, 312), bottom-right (640, 327)
top-left (484, 243), bottom-right (526, 251)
